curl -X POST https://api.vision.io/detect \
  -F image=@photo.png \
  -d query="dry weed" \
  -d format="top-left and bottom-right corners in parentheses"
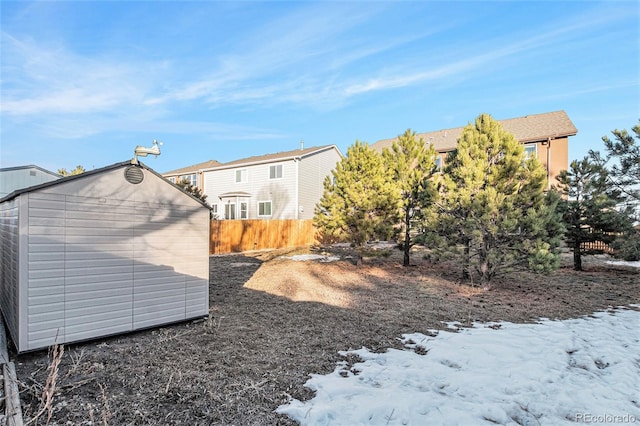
top-left (25, 342), bottom-right (64, 425)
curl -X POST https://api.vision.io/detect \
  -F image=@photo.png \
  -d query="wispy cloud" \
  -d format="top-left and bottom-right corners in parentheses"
top-left (1, 1), bottom-right (633, 137)
top-left (1, 32), bottom-right (153, 116)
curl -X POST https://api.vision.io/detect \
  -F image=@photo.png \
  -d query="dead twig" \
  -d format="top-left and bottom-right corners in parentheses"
top-left (98, 382), bottom-right (111, 426)
top-left (25, 342), bottom-right (64, 425)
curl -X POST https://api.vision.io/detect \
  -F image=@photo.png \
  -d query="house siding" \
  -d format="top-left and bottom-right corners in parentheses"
top-left (204, 161), bottom-right (298, 219)
top-left (297, 149), bottom-right (342, 220)
top-left (533, 137), bottom-right (568, 187)
top-left (0, 164), bottom-right (209, 352)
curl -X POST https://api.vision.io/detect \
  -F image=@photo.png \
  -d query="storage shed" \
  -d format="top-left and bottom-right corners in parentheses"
top-left (0, 160), bottom-right (210, 352)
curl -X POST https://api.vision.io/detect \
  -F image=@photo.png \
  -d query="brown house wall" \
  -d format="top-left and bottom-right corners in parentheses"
top-left (436, 136), bottom-right (569, 189)
top-left (534, 136), bottom-right (568, 189)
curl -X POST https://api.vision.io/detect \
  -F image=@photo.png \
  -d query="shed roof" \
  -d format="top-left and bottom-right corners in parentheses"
top-left (372, 110), bottom-right (578, 153)
top-left (0, 160), bottom-right (210, 208)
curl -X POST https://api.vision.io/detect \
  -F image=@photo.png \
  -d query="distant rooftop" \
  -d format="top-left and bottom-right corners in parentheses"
top-left (164, 159), bottom-right (222, 175)
top-left (372, 110), bottom-right (578, 153)
top-left (163, 145), bottom-right (340, 175)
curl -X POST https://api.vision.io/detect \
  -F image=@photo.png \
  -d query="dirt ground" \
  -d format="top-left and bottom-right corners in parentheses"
top-left (11, 246), bottom-right (640, 425)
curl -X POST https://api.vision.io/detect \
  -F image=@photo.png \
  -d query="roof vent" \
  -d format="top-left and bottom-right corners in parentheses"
top-left (124, 166), bottom-right (144, 184)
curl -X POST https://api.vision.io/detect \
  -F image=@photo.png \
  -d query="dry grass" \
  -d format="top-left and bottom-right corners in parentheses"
top-left (25, 342), bottom-right (64, 425)
top-left (13, 246), bottom-right (640, 425)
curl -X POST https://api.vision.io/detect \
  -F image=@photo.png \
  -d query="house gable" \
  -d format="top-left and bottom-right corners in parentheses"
top-left (202, 145), bottom-right (342, 220)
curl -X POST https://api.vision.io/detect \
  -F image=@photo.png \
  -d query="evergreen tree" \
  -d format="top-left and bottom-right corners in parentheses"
top-left (589, 121), bottom-right (640, 203)
top-left (435, 113), bottom-right (561, 286)
top-left (314, 140), bottom-right (399, 246)
top-left (383, 129), bottom-right (438, 266)
top-left (176, 179), bottom-right (209, 205)
top-left (58, 165), bottom-right (86, 176)
top-left (589, 121), bottom-right (640, 260)
top-left (557, 157), bottom-right (634, 270)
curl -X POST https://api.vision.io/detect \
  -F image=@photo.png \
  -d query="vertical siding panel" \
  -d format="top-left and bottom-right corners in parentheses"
top-left (19, 195), bottom-right (31, 350)
top-left (298, 148), bottom-right (341, 220)
top-left (62, 196), bottom-right (134, 344)
top-left (27, 193), bottom-right (66, 349)
top-left (0, 197), bottom-right (21, 348)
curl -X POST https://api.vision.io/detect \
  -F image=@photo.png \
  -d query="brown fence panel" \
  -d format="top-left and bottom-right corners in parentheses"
top-left (210, 219), bottom-right (317, 254)
top-left (580, 240), bottom-right (615, 254)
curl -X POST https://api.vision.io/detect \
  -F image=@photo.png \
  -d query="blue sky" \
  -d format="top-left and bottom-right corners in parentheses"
top-left (1, 1), bottom-right (638, 174)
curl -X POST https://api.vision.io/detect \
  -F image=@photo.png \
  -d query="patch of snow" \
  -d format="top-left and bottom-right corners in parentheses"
top-left (367, 241), bottom-right (397, 250)
top-left (283, 254), bottom-right (340, 263)
top-left (228, 262), bottom-right (259, 267)
top-left (606, 259), bottom-right (640, 268)
top-left (277, 307), bottom-right (640, 425)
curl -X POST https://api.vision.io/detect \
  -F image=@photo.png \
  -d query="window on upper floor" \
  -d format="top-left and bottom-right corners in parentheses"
top-left (435, 155), bottom-right (443, 172)
top-left (181, 173), bottom-right (197, 186)
top-left (168, 176), bottom-right (176, 183)
top-left (258, 201), bottom-right (272, 217)
top-left (269, 164), bottom-right (283, 179)
top-left (235, 169), bottom-right (247, 183)
top-left (524, 144), bottom-right (537, 159)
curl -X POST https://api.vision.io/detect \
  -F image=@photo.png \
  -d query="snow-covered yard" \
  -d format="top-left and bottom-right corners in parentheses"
top-left (278, 306), bottom-right (640, 425)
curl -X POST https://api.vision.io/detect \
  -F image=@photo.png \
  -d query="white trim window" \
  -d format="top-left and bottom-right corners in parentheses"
top-left (168, 177), bottom-right (176, 183)
top-left (258, 201), bottom-right (272, 217)
top-left (211, 203), bottom-right (219, 219)
top-left (524, 144), bottom-right (537, 159)
top-left (240, 201), bottom-right (248, 219)
top-left (181, 173), bottom-right (197, 186)
top-left (269, 164), bottom-right (283, 180)
top-left (235, 169), bottom-right (247, 183)
top-left (435, 155), bottom-right (443, 172)
top-left (225, 203), bottom-right (236, 220)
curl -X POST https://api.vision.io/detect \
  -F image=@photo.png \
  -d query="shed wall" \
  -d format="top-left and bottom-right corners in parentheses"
top-left (0, 197), bottom-right (20, 346)
top-left (2, 164), bottom-right (209, 352)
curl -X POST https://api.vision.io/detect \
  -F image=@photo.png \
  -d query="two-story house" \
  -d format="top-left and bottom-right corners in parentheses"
top-left (165, 145), bottom-right (342, 220)
top-left (372, 110), bottom-right (578, 189)
top-left (163, 159), bottom-right (222, 189)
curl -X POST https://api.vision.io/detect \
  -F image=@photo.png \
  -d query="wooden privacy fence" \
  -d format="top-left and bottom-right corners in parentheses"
top-left (580, 240), bottom-right (615, 254)
top-left (210, 219), bottom-right (317, 254)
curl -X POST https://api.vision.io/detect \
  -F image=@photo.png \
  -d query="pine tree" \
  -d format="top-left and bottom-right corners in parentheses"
top-left (383, 129), bottom-right (438, 266)
top-left (176, 179), bottom-right (208, 205)
top-left (589, 121), bottom-right (640, 203)
top-left (436, 113), bottom-right (560, 286)
top-left (557, 157), bottom-right (634, 270)
top-left (58, 165), bottom-right (86, 176)
top-left (314, 140), bottom-right (399, 246)
top-left (589, 121), bottom-right (640, 260)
